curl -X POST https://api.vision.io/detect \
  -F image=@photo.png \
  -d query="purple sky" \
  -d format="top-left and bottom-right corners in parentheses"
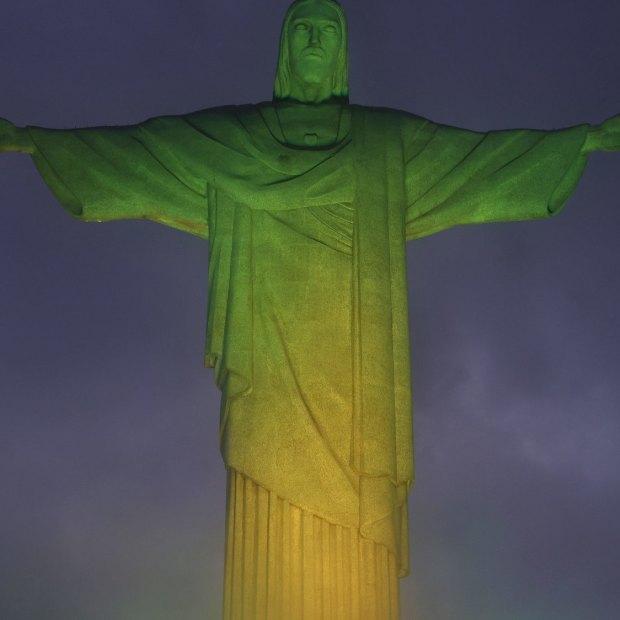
top-left (1, 1), bottom-right (619, 618)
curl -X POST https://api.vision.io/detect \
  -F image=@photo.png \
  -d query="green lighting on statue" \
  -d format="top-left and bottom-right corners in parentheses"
top-left (1, 0), bottom-right (619, 618)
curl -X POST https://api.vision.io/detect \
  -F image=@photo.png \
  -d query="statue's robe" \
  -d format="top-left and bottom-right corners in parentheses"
top-left (27, 104), bottom-right (588, 619)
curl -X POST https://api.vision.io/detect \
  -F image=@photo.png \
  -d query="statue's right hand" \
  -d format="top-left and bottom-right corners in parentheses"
top-left (0, 117), bottom-right (34, 153)
top-left (0, 117), bottom-right (17, 151)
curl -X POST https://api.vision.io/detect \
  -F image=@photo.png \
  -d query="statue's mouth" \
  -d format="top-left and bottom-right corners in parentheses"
top-left (304, 48), bottom-right (325, 58)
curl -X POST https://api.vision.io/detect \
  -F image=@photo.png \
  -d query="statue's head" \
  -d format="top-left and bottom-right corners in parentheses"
top-left (274, 0), bottom-right (349, 102)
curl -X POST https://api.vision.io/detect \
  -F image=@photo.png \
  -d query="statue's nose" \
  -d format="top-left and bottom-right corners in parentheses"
top-left (309, 27), bottom-right (321, 45)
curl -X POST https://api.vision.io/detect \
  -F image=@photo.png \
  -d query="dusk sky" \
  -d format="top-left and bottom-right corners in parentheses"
top-left (1, 1), bottom-right (619, 619)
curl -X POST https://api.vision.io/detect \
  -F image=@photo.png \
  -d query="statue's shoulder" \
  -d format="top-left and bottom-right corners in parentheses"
top-left (179, 103), bottom-right (253, 125)
top-left (348, 104), bottom-right (434, 132)
top-left (163, 103), bottom-right (276, 139)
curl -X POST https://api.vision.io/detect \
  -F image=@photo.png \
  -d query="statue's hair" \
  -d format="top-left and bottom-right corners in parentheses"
top-left (273, 0), bottom-right (349, 101)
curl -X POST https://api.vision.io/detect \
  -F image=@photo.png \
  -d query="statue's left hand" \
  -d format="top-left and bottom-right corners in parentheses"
top-left (583, 114), bottom-right (620, 154)
top-left (0, 117), bottom-right (34, 154)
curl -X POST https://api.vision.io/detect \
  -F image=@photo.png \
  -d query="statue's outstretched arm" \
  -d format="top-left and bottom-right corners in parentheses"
top-left (403, 114), bottom-right (591, 240)
top-left (583, 114), bottom-right (620, 154)
top-left (0, 115), bottom-right (210, 239)
top-left (0, 118), bottom-right (34, 154)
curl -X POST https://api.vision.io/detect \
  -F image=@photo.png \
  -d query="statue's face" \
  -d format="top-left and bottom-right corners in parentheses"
top-left (287, 1), bottom-right (342, 88)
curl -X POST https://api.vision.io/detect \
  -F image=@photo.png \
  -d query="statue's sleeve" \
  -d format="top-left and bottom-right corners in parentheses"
top-left (402, 114), bottom-right (590, 240)
top-left (27, 113), bottom-right (213, 239)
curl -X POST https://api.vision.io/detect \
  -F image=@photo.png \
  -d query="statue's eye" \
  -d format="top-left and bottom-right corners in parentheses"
top-left (294, 22), bottom-right (309, 31)
top-left (323, 24), bottom-right (337, 33)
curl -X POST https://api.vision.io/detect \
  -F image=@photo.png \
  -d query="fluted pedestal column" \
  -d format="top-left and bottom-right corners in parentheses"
top-left (223, 469), bottom-right (401, 620)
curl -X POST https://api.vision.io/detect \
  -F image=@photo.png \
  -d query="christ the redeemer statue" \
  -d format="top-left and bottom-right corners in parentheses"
top-left (1, 1), bottom-right (619, 618)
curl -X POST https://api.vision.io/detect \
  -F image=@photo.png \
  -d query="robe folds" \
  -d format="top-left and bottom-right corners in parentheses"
top-left (27, 103), bottom-right (589, 578)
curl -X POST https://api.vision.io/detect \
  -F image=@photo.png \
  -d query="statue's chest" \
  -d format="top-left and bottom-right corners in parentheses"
top-left (275, 106), bottom-right (345, 147)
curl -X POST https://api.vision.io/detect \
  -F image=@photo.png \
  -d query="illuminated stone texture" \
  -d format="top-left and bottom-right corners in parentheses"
top-left (1, 0), bottom-right (619, 618)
